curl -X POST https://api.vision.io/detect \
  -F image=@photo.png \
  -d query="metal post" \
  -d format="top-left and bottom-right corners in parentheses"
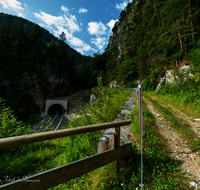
top-left (139, 84), bottom-right (144, 189)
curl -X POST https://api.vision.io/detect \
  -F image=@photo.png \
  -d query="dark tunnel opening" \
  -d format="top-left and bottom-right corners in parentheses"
top-left (47, 104), bottom-right (65, 115)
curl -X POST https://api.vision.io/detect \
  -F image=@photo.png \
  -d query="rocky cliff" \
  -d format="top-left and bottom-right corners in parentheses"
top-left (105, 0), bottom-right (199, 88)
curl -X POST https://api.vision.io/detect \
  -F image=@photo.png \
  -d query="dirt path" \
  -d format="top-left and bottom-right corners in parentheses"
top-left (150, 96), bottom-right (200, 138)
top-left (144, 97), bottom-right (200, 186)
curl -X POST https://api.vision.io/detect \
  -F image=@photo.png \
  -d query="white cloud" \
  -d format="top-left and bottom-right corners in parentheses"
top-left (64, 14), bottom-right (80, 33)
top-left (34, 10), bottom-right (95, 55)
top-left (107, 19), bottom-right (118, 32)
top-left (34, 11), bottom-right (63, 27)
top-left (87, 21), bottom-right (107, 36)
top-left (0, 0), bottom-right (27, 17)
top-left (87, 19), bottom-right (118, 52)
top-left (91, 37), bottom-right (106, 50)
top-left (79, 7), bottom-right (88, 14)
top-left (54, 26), bottom-right (73, 40)
top-left (34, 10), bottom-right (80, 33)
top-left (24, 3), bottom-right (27, 8)
top-left (0, 0), bottom-right (24, 11)
top-left (61, 5), bottom-right (69, 13)
top-left (17, 12), bottom-right (24, 18)
top-left (76, 45), bottom-right (97, 55)
top-left (115, 0), bottom-right (132, 10)
top-left (69, 37), bottom-right (84, 47)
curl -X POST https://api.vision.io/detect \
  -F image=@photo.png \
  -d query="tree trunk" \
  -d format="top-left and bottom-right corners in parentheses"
top-left (189, 0), bottom-right (194, 42)
top-left (176, 19), bottom-right (183, 54)
top-left (182, 12), bottom-right (187, 53)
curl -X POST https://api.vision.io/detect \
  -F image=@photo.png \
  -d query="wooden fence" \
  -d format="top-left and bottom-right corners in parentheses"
top-left (0, 120), bottom-right (132, 190)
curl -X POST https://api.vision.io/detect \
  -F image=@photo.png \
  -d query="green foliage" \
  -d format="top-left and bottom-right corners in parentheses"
top-left (18, 72), bottom-right (32, 96)
top-left (0, 98), bottom-right (31, 138)
top-left (0, 80), bottom-right (131, 188)
top-left (69, 77), bottom-right (131, 126)
top-left (143, 76), bottom-right (157, 91)
top-left (0, 14), bottom-right (92, 120)
top-left (104, 0), bottom-right (200, 86)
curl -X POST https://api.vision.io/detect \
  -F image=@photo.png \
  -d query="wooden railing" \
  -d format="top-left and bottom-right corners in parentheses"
top-left (0, 120), bottom-right (132, 190)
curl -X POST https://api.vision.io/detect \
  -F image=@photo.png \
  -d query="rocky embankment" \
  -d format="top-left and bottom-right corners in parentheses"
top-left (98, 96), bottom-right (134, 153)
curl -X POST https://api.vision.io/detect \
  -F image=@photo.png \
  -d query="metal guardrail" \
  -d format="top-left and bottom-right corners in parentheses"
top-left (0, 120), bottom-right (132, 190)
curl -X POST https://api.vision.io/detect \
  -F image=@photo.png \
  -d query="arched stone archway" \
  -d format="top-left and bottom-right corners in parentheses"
top-left (45, 100), bottom-right (68, 116)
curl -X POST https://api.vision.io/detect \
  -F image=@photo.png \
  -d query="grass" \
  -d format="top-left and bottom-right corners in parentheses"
top-left (55, 91), bottom-right (191, 189)
top-left (144, 93), bottom-right (200, 152)
top-left (0, 82), bottom-right (131, 188)
top-left (0, 86), bottom-right (193, 189)
top-left (129, 93), bottom-right (190, 189)
top-left (147, 92), bottom-right (200, 118)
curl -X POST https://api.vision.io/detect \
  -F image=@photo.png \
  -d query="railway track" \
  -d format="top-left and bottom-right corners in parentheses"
top-left (32, 114), bottom-right (64, 133)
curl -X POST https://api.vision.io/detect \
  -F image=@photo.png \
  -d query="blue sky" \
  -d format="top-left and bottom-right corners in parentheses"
top-left (0, 0), bottom-right (132, 56)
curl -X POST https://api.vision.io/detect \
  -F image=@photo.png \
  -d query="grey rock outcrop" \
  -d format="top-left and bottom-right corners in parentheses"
top-left (109, 80), bottom-right (123, 88)
top-left (156, 65), bottom-right (193, 91)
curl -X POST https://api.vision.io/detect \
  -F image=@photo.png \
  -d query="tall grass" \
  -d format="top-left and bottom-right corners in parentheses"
top-left (0, 78), bottom-right (131, 188)
top-left (154, 67), bottom-right (200, 114)
top-left (129, 93), bottom-right (190, 189)
top-left (61, 92), bottom-right (191, 189)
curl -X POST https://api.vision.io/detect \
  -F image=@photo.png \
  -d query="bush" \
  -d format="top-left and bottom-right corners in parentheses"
top-left (0, 98), bottom-right (32, 138)
top-left (143, 76), bottom-right (157, 91)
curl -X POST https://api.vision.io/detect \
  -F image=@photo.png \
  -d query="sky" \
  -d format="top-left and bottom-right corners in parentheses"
top-left (0, 0), bottom-right (132, 56)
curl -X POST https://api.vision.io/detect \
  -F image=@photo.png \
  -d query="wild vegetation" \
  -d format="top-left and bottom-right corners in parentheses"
top-left (103, 0), bottom-right (200, 87)
top-left (1, 0), bottom-right (200, 189)
top-left (53, 92), bottom-right (191, 189)
top-left (0, 14), bottom-right (91, 121)
top-left (0, 80), bottom-right (131, 188)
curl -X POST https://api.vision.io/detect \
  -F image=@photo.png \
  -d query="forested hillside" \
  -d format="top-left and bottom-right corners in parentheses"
top-left (0, 13), bottom-right (91, 120)
top-left (0, 13), bottom-right (91, 66)
top-left (1, 0), bottom-right (200, 120)
top-left (97, 0), bottom-right (200, 89)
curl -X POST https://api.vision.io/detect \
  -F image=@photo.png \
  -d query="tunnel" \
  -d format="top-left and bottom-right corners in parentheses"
top-left (47, 104), bottom-right (65, 115)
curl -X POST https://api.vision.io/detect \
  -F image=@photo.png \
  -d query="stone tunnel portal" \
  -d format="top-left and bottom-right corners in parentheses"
top-left (45, 100), bottom-right (68, 116)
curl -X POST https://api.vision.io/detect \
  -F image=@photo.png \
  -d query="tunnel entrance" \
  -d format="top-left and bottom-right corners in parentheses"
top-left (45, 99), bottom-right (67, 116)
top-left (47, 104), bottom-right (65, 115)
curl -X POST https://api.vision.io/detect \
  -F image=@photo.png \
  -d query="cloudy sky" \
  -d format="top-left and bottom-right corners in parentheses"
top-left (0, 0), bottom-right (132, 56)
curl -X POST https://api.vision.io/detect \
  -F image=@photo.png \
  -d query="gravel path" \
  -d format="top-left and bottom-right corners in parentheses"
top-left (144, 97), bottom-right (200, 188)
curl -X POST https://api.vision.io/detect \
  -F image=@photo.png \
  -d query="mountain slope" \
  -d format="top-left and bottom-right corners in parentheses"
top-left (0, 13), bottom-right (91, 120)
top-left (105, 0), bottom-right (200, 88)
top-left (0, 12), bottom-right (91, 66)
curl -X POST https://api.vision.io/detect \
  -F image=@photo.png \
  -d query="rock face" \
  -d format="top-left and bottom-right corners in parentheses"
top-left (156, 65), bottom-right (193, 91)
top-left (108, 2), bottom-right (135, 64)
top-left (1, 64), bottom-right (69, 115)
top-left (89, 94), bottom-right (96, 105)
top-left (113, 21), bottom-right (127, 61)
top-left (32, 64), bottom-right (68, 113)
top-left (109, 80), bottom-right (123, 88)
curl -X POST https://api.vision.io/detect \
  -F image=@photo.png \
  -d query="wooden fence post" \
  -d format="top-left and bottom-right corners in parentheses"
top-left (114, 126), bottom-right (120, 171)
top-left (114, 127), bottom-right (120, 149)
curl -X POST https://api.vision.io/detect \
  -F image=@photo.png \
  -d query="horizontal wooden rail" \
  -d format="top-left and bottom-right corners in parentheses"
top-left (0, 120), bottom-right (131, 149)
top-left (0, 143), bottom-right (132, 190)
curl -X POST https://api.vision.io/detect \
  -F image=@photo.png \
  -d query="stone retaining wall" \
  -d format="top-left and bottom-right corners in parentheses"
top-left (98, 96), bottom-right (134, 153)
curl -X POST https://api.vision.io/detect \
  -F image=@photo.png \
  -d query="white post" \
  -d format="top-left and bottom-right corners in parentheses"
top-left (138, 84), bottom-right (144, 189)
